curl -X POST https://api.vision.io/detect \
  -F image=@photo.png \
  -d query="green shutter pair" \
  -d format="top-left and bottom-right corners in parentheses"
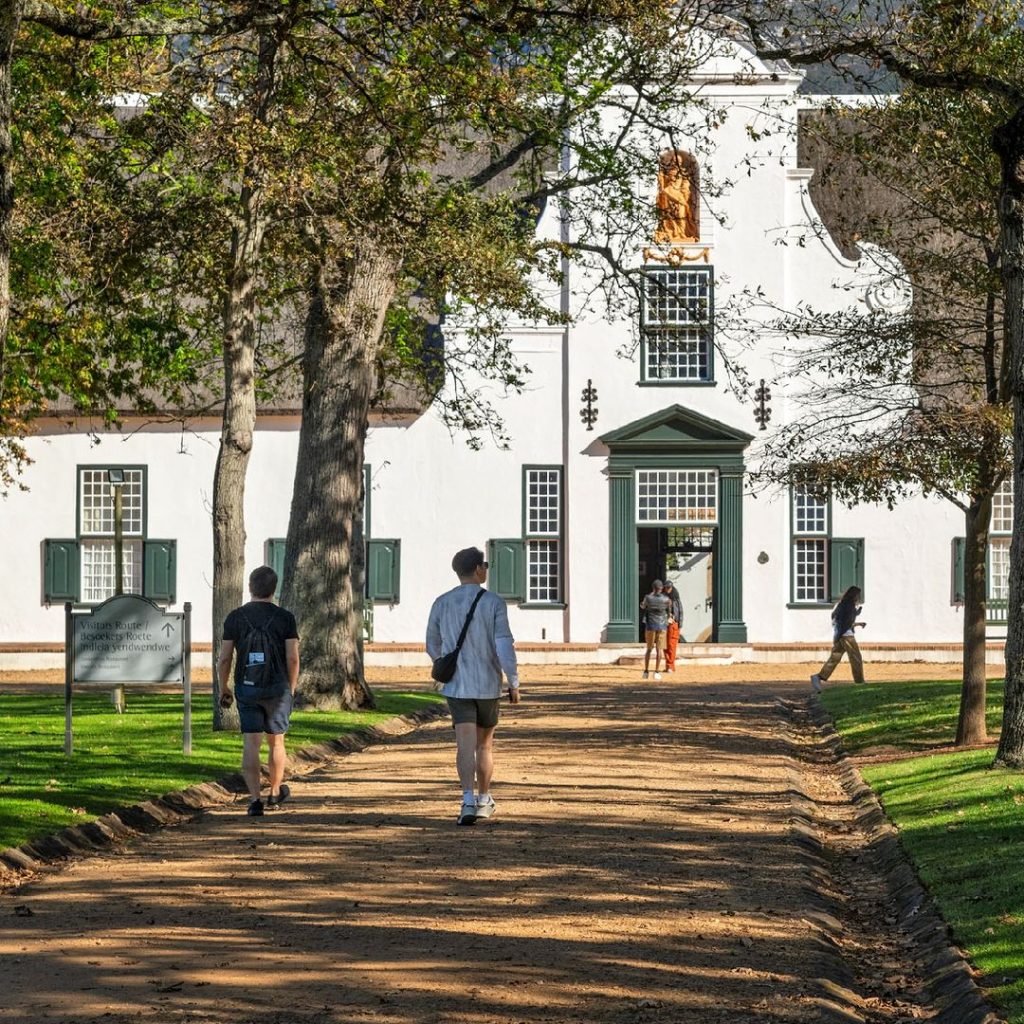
top-left (266, 537), bottom-right (400, 603)
top-left (43, 539), bottom-right (177, 603)
top-left (829, 538), bottom-right (864, 601)
top-left (488, 539), bottom-right (526, 600)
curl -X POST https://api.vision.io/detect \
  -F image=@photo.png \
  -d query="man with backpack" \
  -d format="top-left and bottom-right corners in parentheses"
top-left (217, 565), bottom-right (300, 816)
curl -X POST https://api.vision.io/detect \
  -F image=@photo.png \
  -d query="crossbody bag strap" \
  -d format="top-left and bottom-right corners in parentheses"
top-left (453, 590), bottom-right (486, 654)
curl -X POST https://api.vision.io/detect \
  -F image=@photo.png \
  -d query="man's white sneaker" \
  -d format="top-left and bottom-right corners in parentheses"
top-left (457, 800), bottom-right (477, 826)
top-left (653, 672), bottom-right (662, 680)
top-left (642, 671), bottom-right (649, 679)
top-left (810, 673), bottom-right (822, 692)
top-left (474, 797), bottom-right (496, 820)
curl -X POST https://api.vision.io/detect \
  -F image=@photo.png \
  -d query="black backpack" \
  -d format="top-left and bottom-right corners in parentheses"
top-left (237, 608), bottom-right (286, 697)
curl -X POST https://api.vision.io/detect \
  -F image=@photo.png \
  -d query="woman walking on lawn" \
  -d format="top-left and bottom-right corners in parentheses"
top-left (811, 585), bottom-right (866, 691)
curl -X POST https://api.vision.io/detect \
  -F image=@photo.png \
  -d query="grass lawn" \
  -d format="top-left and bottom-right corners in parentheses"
top-left (821, 679), bottom-right (1024, 1022)
top-left (0, 689), bottom-right (441, 852)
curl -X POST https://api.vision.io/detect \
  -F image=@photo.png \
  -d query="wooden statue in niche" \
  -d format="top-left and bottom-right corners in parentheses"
top-left (653, 150), bottom-right (699, 244)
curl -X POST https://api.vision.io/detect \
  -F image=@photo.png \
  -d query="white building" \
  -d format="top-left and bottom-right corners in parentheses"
top-left (0, 42), bottom-right (1006, 663)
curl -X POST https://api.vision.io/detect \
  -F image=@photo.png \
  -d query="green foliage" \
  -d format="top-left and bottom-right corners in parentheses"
top-left (822, 679), bottom-right (1024, 1020)
top-left (753, 83), bottom-right (1012, 511)
top-left (0, 689), bottom-right (441, 851)
top-left (3, 26), bottom-right (212, 483)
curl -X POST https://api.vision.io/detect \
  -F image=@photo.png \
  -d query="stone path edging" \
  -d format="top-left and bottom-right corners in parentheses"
top-left (776, 699), bottom-right (875, 1023)
top-left (807, 697), bottom-right (1006, 1024)
top-left (0, 699), bottom-right (448, 882)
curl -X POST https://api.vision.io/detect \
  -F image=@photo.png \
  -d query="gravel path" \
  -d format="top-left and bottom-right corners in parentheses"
top-left (0, 676), bottom-right (951, 1023)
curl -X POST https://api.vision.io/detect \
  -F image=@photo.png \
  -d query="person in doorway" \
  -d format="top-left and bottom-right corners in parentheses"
top-left (811, 585), bottom-right (866, 691)
top-left (426, 546), bottom-right (520, 826)
top-left (218, 565), bottom-right (300, 816)
top-left (662, 579), bottom-right (683, 672)
top-left (640, 579), bottom-right (671, 680)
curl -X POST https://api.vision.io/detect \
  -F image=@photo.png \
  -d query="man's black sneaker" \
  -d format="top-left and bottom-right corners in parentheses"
top-left (266, 784), bottom-right (290, 810)
top-left (247, 799), bottom-right (264, 816)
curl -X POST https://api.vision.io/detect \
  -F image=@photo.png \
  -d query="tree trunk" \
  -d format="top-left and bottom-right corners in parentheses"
top-left (994, 106), bottom-right (1024, 767)
top-left (0, 2), bottom-right (21, 419)
top-left (282, 241), bottom-right (400, 710)
top-left (210, 195), bottom-right (265, 730)
top-left (956, 494), bottom-right (992, 745)
top-left (209, 28), bottom-right (280, 731)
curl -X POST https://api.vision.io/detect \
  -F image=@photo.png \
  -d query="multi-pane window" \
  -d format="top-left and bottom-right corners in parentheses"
top-left (990, 540), bottom-right (1010, 601)
top-left (525, 467), bottom-right (562, 603)
top-left (82, 542), bottom-right (142, 604)
top-left (791, 484), bottom-right (828, 603)
top-left (636, 469), bottom-right (718, 525)
top-left (80, 468), bottom-right (144, 536)
top-left (989, 478), bottom-right (1013, 604)
top-left (992, 477), bottom-right (1013, 532)
top-left (526, 469), bottom-right (561, 535)
top-left (527, 541), bottom-right (560, 603)
top-left (79, 467), bottom-right (145, 602)
top-left (641, 267), bottom-right (713, 382)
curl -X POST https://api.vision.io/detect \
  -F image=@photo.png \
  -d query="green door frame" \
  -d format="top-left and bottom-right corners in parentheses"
top-left (601, 406), bottom-right (751, 643)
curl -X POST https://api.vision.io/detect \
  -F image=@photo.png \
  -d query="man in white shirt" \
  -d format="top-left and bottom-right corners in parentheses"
top-left (426, 546), bottom-right (520, 825)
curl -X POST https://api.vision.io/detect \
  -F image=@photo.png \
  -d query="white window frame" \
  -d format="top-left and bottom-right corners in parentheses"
top-left (641, 267), bottom-right (713, 383)
top-left (636, 468), bottom-right (718, 526)
top-left (524, 467), bottom-right (562, 604)
top-left (791, 484), bottom-right (829, 604)
top-left (989, 478), bottom-right (1013, 603)
top-left (78, 466), bottom-right (146, 603)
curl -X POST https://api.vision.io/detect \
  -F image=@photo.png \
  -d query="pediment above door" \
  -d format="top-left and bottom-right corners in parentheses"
top-left (600, 404), bottom-right (753, 454)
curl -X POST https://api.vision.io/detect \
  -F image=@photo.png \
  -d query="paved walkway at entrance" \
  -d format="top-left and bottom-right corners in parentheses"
top-left (1, 678), bottom-right (944, 1023)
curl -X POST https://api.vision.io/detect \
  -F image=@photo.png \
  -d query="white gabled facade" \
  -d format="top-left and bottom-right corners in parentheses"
top-left (0, 41), bottom-right (1004, 659)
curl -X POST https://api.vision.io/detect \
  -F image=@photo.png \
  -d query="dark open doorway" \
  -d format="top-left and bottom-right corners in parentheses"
top-left (638, 526), bottom-right (716, 642)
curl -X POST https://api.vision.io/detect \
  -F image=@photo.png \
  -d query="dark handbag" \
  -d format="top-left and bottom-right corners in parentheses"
top-left (431, 591), bottom-right (486, 686)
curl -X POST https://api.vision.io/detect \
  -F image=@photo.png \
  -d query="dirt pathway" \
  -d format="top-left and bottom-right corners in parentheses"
top-left (0, 678), bottom-right (947, 1024)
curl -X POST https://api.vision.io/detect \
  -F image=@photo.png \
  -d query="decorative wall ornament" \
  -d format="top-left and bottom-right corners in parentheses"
top-left (642, 245), bottom-right (711, 266)
top-left (753, 379), bottom-right (772, 430)
top-left (580, 380), bottom-right (599, 430)
top-left (859, 241), bottom-right (913, 314)
top-left (653, 150), bottom-right (700, 243)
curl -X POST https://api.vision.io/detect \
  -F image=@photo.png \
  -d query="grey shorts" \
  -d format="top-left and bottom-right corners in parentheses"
top-left (447, 697), bottom-right (500, 729)
top-left (237, 690), bottom-right (293, 734)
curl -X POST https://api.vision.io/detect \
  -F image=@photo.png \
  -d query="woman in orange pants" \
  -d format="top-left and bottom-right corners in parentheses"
top-left (662, 580), bottom-right (682, 672)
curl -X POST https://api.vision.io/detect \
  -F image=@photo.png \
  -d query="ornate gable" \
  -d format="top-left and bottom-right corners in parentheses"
top-left (600, 405), bottom-right (753, 454)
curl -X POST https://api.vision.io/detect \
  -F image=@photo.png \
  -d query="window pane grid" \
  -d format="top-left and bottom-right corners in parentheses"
top-left (636, 469), bottom-right (718, 525)
top-left (643, 269), bottom-right (710, 326)
top-left (792, 485), bottom-right (828, 535)
top-left (81, 540), bottom-right (143, 603)
top-left (526, 540), bottom-right (560, 603)
top-left (645, 328), bottom-right (710, 381)
top-left (991, 478), bottom-right (1014, 534)
top-left (80, 469), bottom-right (144, 536)
top-left (990, 538), bottom-right (1010, 600)
top-left (524, 467), bottom-right (562, 603)
top-left (526, 469), bottom-right (561, 536)
top-left (793, 539), bottom-right (827, 602)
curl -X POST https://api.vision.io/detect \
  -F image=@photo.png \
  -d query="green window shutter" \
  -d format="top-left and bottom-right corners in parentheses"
top-left (265, 538), bottom-right (287, 599)
top-left (488, 539), bottom-right (525, 600)
top-left (367, 539), bottom-right (400, 602)
top-left (953, 536), bottom-right (966, 603)
top-left (44, 539), bottom-right (80, 603)
top-left (143, 540), bottom-right (177, 603)
top-left (830, 538), bottom-right (864, 600)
